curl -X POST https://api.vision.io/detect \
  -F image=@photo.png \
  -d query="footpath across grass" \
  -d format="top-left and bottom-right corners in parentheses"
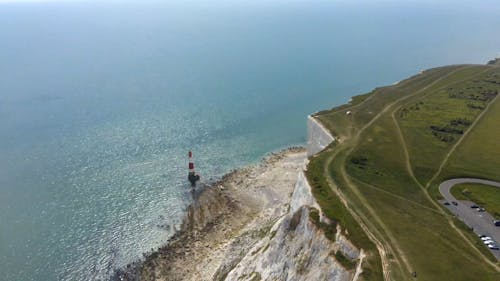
top-left (306, 149), bottom-right (384, 281)
top-left (310, 62), bottom-right (500, 280)
top-left (397, 66), bottom-right (500, 184)
top-left (439, 84), bottom-right (500, 184)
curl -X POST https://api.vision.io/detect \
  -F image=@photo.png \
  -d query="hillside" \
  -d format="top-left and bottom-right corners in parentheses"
top-left (309, 62), bottom-right (500, 280)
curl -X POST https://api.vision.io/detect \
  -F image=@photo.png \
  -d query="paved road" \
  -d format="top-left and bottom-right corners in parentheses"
top-left (439, 178), bottom-right (500, 260)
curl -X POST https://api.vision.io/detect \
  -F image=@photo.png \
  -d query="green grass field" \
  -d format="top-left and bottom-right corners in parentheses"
top-left (397, 66), bottom-right (498, 183)
top-left (451, 183), bottom-right (500, 219)
top-left (439, 89), bottom-right (500, 183)
top-left (306, 149), bottom-right (385, 280)
top-left (309, 62), bottom-right (500, 280)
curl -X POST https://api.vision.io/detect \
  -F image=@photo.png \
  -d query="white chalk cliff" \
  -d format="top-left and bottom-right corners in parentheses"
top-left (221, 116), bottom-right (362, 281)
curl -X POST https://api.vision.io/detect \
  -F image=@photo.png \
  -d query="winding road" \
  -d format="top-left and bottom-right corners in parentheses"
top-left (439, 178), bottom-right (500, 260)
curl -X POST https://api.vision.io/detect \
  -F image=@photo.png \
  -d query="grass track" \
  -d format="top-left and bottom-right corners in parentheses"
top-left (309, 63), bottom-right (500, 280)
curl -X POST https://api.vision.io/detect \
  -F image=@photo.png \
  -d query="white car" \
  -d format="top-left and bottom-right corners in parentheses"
top-left (481, 236), bottom-right (492, 241)
top-left (484, 240), bottom-right (494, 245)
top-left (488, 244), bottom-right (499, 250)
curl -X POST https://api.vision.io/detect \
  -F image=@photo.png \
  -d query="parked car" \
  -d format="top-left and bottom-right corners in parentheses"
top-left (470, 205), bottom-right (479, 209)
top-left (452, 201), bottom-right (458, 206)
top-left (494, 220), bottom-right (500, 227)
top-left (478, 208), bottom-right (486, 212)
top-left (489, 245), bottom-right (499, 250)
top-left (481, 236), bottom-right (492, 241)
top-left (444, 202), bottom-right (451, 205)
top-left (484, 240), bottom-right (494, 245)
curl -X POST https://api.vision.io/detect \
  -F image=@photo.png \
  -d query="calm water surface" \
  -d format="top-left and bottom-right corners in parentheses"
top-left (1, 0), bottom-right (499, 280)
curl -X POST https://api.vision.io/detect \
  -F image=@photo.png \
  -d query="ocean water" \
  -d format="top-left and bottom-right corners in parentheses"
top-left (0, 1), bottom-right (499, 280)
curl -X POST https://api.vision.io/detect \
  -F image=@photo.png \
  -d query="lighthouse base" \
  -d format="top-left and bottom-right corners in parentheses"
top-left (188, 173), bottom-right (200, 186)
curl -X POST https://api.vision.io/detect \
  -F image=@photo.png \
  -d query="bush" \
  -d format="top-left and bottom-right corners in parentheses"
top-left (332, 250), bottom-right (357, 270)
top-left (350, 156), bottom-right (368, 166)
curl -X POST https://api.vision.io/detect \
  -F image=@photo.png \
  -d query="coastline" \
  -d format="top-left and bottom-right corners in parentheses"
top-left (113, 146), bottom-right (307, 281)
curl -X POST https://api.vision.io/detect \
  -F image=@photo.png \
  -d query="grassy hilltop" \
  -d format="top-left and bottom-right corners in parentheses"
top-left (307, 61), bottom-right (500, 280)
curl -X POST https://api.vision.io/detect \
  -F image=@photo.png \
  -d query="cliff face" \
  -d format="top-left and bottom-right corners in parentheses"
top-left (223, 174), bottom-right (359, 281)
top-left (117, 118), bottom-right (361, 281)
top-left (219, 116), bottom-right (361, 281)
top-left (307, 115), bottom-right (335, 156)
top-left (225, 206), bottom-right (352, 281)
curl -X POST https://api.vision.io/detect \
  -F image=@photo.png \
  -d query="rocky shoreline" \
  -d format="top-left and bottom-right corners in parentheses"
top-left (112, 147), bottom-right (307, 281)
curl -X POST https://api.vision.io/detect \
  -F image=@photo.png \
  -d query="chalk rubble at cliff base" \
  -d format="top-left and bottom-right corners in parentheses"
top-left (114, 118), bottom-right (362, 281)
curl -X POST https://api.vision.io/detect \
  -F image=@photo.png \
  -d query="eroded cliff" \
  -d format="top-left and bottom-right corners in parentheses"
top-left (115, 117), bottom-right (363, 281)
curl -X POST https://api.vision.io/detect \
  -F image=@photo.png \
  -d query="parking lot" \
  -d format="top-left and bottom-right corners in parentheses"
top-left (439, 178), bottom-right (500, 260)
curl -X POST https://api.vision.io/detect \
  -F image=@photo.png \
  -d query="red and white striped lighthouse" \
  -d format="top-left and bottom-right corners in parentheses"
top-left (188, 151), bottom-right (194, 173)
top-left (188, 151), bottom-right (200, 186)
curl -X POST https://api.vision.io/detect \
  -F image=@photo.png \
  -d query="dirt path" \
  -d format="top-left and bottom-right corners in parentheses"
top-left (390, 72), bottom-right (500, 271)
top-left (350, 177), bottom-right (444, 216)
top-left (341, 162), bottom-right (413, 279)
top-left (321, 148), bottom-right (395, 281)
top-left (390, 66), bottom-right (494, 188)
top-left (392, 65), bottom-right (498, 191)
top-left (317, 66), bottom-right (473, 280)
top-left (426, 93), bottom-right (499, 188)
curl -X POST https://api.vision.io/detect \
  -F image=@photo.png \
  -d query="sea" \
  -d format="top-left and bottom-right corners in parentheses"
top-left (0, 0), bottom-right (499, 280)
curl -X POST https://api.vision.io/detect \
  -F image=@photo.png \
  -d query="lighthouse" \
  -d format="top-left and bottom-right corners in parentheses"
top-left (188, 151), bottom-right (200, 186)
